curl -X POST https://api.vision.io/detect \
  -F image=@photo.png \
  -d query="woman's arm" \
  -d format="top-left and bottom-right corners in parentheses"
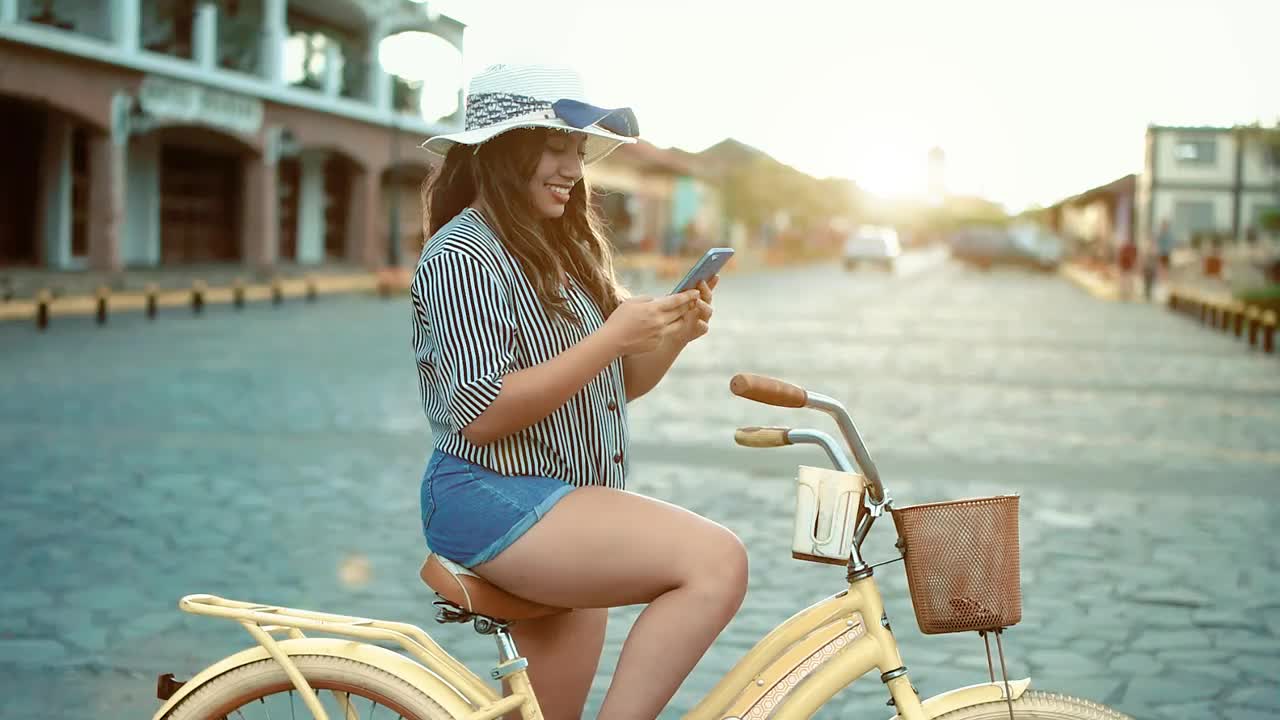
top-left (621, 277), bottom-right (717, 402)
top-left (463, 330), bottom-right (621, 446)
top-left (622, 337), bottom-right (686, 402)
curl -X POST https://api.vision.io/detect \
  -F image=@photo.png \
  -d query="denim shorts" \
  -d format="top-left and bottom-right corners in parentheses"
top-left (420, 449), bottom-right (576, 568)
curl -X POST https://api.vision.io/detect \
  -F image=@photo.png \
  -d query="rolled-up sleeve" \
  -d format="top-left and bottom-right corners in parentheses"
top-left (415, 251), bottom-right (518, 430)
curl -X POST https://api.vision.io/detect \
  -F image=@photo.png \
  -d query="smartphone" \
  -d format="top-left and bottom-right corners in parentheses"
top-left (671, 247), bottom-right (735, 294)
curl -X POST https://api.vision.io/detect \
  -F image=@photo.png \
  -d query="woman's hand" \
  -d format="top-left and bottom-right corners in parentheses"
top-left (602, 289), bottom-right (700, 356)
top-left (672, 276), bottom-right (717, 345)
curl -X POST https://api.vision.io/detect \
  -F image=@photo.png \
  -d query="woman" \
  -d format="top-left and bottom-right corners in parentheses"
top-left (411, 64), bottom-right (748, 720)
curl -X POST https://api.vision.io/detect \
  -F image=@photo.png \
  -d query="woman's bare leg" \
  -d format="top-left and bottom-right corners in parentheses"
top-left (472, 486), bottom-right (749, 720)
top-left (502, 607), bottom-right (608, 720)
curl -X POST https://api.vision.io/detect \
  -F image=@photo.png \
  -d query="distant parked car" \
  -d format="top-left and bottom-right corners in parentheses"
top-left (949, 224), bottom-right (1062, 271)
top-left (843, 225), bottom-right (901, 271)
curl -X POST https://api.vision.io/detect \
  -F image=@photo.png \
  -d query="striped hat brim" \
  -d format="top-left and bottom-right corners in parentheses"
top-left (420, 116), bottom-right (635, 165)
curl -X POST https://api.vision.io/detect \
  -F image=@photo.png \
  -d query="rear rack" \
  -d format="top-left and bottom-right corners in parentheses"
top-left (177, 594), bottom-right (494, 716)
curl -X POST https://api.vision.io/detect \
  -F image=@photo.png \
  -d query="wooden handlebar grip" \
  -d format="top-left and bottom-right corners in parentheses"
top-left (734, 426), bottom-right (792, 448)
top-left (729, 373), bottom-right (807, 408)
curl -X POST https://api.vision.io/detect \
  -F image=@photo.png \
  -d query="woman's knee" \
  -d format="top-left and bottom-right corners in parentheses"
top-left (685, 526), bottom-right (749, 613)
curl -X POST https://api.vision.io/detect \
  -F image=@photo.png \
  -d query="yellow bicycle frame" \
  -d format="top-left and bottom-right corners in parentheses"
top-left (158, 569), bottom-right (1028, 720)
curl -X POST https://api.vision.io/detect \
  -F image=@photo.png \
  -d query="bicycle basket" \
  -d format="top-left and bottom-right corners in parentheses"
top-left (891, 494), bottom-right (1021, 635)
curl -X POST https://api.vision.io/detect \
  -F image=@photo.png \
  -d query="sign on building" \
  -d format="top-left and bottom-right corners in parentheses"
top-left (136, 76), bottom-right (263, 136)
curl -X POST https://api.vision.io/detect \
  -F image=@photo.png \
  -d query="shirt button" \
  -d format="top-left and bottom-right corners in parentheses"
top-left (607, 399), bottom-right (618, 411)
top-left (613, 452), bottom-right (623, 464)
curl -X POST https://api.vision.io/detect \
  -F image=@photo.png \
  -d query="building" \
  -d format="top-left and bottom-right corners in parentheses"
top-left (1136, 125), bottom-right (1280, 251)
top-left (591, 140), bottom-right (723, 257)
top-left (1043, 174), bottom-right (1136, 259)
top-left (0, 0), bottom-right (463, 274)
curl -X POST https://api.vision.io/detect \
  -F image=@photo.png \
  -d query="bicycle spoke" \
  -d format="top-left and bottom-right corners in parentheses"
top-left (290, 690), bottom-right (296, 720)
top-left (259, 696), bottom-right (273, 720)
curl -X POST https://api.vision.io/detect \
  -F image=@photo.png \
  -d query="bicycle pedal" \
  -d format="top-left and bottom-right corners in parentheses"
top-left (156, 673), bottom-right (186, 701)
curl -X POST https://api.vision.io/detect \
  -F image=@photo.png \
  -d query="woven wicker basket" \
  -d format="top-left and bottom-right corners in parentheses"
top-left (891, 495), bottom-right (1021, 635)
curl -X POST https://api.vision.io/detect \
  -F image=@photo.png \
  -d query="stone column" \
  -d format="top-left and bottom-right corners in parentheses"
top-left (346, 167), bottom-right (383, 268)
top-left (259, 0), bottom-right (287, 84)
top-left (87, 94), bottom-right (131, 273)
top-left (365, 21), bottom-right (392, 112)
top-left (38, 116), bottom-right (72, 269)
top-left (110, 0), bottom-right (139, 52)
top-left (323, 42), bottom-right (344, 97)
top-left (87, 139), bottom-right (126, 272)
top-left (297, 152), bottom-right (326, 264)
top-left (193, 1), bottom-right (218, 70)
top-left (242, 129), bottom-right (281, 269)
top-left (0, 0), bottom-right (17, 24)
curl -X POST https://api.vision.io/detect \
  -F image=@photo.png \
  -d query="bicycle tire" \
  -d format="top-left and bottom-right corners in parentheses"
top-left (934, 690), bottom-right (1133, 720)
top-left (164, 654), bottom-right (459, 720)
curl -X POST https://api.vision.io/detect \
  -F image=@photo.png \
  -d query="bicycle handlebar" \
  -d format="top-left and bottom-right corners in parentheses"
top-left (729, 373), bottom-right (807, 408)
top-left (730, 373), bottom-right (886, 504)
top-left (733, 426), bottom-right (792, 447)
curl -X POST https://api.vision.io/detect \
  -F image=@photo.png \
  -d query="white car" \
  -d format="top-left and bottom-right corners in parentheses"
top-left (843, 226), bottom-right (901, 271)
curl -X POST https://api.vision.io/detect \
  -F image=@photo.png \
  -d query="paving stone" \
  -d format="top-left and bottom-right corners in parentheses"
top-left (1225, 684), bottom-right (1280, 710)
top-left (1132, 629), bottom-right (1213, 652)
top-left (0, 638), bottom-right (68, 665)
top-left (1128, 588), bottom-right (1212, 609)
top-left (1107, 652), bottom-right (1164, 675)
top-left (1121, 674), bottom-right (1218, 707)
top-left (1191, 608), bottom-right (1267, 630)
top-left (1217, 707), bottom-right (1280, 720)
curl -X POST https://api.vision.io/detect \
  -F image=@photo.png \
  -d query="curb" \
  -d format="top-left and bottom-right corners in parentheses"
top-left (1059, 263), bottom-right (1120, 301)
top-left (0, 273), bottom-right (388, 328)
top-left (1166, 287), bottom-right (1276, 354)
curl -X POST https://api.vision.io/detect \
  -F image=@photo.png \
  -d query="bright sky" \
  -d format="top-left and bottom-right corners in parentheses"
top-left (405, 0), bottom-right (1278, 212)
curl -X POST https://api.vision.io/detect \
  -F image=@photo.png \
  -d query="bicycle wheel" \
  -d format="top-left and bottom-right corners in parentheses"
top-left (165, 654), bottom-right (459, 720)
top-left (935, 690), bottom-right (1132, 720)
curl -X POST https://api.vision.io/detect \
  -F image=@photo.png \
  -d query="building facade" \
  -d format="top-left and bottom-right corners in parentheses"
top-left (1136, 125), bottom-right (1280, 250)
top-left (0, 0), bottom-right (463, 273)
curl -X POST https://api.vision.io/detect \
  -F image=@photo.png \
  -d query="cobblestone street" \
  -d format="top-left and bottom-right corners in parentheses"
top-left (2, 258), bottom-right (1278, 719)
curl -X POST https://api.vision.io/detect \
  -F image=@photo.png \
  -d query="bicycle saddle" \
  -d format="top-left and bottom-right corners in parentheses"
top-left (419, 553), bottom-right (568, 622)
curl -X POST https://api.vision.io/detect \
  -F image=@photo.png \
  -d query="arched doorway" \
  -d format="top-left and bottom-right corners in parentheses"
top-left (154, 126), bottom-right (250, 264)
top-left (275, 149), bottom-right (358, 264)
top-left (383, 163), bottom-right (428, 266)
top-left (0, 95), bottom-right (92, 268)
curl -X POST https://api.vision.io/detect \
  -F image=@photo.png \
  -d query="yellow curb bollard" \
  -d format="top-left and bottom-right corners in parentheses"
top-left (192, 279), bottom-right (206, 314)
top-left (95, 286), bottom-right (109, 325)
top-left (305, 275), bottom-right (317, 302)
top-left (36, 289), bottom-right (51, 331)
top-left (1245, 306), bottom-right (1261, 347)
top-left (1262, 310), bottom-right (1277, 354)
top-left (1230, 302), bottom-right (1246, 337)
top-left (233, 277), bottom-right (246, 309)
top-left (145, 283), bottom-right (158, 319)
top-left (271, 277), bottom-right (283, 305)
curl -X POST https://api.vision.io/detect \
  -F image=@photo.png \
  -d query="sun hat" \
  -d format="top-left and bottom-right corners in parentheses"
top-left (420, 63), bottom-right (639, 165)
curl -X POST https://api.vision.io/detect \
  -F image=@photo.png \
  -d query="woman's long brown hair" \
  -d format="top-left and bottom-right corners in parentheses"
top-left (421, 128), bottom-right (626, 323)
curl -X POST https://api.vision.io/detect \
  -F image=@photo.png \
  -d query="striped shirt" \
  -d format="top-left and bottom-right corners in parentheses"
top-left (409, 208), bottom-right (629, 489)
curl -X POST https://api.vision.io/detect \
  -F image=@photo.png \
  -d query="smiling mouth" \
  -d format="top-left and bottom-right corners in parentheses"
top-left (546, 184), bottom-right (572, 200)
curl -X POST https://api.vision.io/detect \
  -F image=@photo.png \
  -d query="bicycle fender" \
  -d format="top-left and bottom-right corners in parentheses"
top-left (151, 637), bottom-right (480, 720)
top-left (888, 678), bottom-right (1031, 719)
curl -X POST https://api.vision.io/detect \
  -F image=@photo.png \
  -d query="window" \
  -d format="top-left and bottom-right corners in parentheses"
top-left (284, 31), bottom-right (344, 90)
top-left (1173, 137), bottom-right (1217, 164)
top-left (1172, 200), bottom-right (1216, 244)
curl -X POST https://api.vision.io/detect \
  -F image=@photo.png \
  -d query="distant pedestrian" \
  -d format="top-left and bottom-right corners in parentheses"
top-left (1142, 248), bottom-right (1158, 300)
top-left (1155, 220), bottom-right (1173, 271)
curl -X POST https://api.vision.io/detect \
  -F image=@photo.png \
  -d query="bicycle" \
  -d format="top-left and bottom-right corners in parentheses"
top-left (151, 373), bottom-right (1132, 720)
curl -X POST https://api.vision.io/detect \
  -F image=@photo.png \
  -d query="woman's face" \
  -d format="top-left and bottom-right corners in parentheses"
top-left (528, 131), bottom-right (586, 219)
